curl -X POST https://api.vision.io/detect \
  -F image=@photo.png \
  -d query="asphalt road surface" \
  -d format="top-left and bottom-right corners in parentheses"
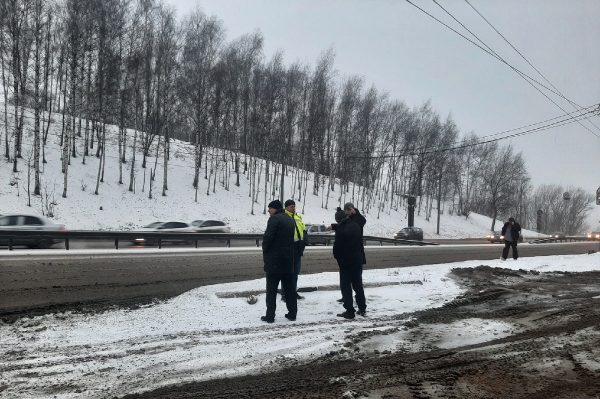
top-left (0, 241), bottom-right (597, 317)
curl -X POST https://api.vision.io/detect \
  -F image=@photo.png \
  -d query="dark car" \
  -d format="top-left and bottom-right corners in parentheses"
top-left (0, 214), bottom-right (65, 248)
top-left (394, 227), bottom-right (424, 241)
top-left (191, 220), bottom-right (231, 233)
top-left (485, 231), bottom-right (504, 243)
top-left (305, 223), bottom-right (335, 245)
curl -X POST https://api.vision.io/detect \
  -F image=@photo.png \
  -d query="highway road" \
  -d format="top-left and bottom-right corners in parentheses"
top-left (1, 241), bottom-right (597, 316)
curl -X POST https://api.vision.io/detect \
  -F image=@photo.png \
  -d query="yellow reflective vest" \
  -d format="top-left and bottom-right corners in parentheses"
top-left (285, 210), bottom-right (305, 241)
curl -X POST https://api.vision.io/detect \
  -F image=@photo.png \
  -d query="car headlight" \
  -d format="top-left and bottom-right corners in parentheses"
top-left (500, 236), bottom-right (504, 239)
top-left (134, 238), bottom-right (145, 242)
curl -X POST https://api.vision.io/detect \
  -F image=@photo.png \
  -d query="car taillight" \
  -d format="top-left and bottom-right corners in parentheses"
top-left (59, 225), bottom-right (66, 231)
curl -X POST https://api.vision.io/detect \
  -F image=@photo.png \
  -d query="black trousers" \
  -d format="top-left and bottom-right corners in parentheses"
top-left (337, 258), bottom-right (366, 313)
top-left (266, 272), bottom-right (297, 319)
top-left (502, 240), bottom-right (519, 260)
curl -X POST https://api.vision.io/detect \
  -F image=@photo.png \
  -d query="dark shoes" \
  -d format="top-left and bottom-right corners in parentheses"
top-left (260, 316), bottom-right (274, 323)
top-left (337, 311), bottom-right (355, 319)
top-left (336, 298), bottom-right (344, 303)
top-left (284, 313), bottom-right (296, 321)
top-left (356, 309), bottom-right (367, 317)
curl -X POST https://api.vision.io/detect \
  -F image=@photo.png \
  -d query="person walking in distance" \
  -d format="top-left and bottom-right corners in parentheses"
top-left (501, 217), bottom-right (522, 260)
top-left (281, 199), bottom-right (306, 301)
top-left (261, 200), bottom-right (297, 323)
top-left (333, 208), bottom-right (367, 319)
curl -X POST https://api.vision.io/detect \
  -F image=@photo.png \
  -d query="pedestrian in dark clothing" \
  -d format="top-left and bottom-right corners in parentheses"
top-left (333, 209), bottom-right (367, 319)
top-left (331, 203), bottom-right (368, 304)
top-left (344, 202), bottom-right (367, 265)
top-left (261, 199), bottom-right (297, 323)
top-left (501, 217), bottom-right (522, 260)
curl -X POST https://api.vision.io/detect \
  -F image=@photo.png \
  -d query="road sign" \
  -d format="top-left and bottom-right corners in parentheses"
top-left (597, 187), bottom-right (600, 205)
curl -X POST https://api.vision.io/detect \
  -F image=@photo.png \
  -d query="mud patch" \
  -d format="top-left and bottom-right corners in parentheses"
top-left (125, 268), bottom-right (600, 398)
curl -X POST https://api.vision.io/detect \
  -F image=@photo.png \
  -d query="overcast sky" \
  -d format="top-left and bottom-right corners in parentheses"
top-left (166, 0), bottom-right (600, 196)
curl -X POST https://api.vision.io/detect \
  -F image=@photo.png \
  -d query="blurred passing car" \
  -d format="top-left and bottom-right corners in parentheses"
top-left (0, 214), bottom-right (65, 248)
top-left (132, 221), bottom-right (195, 245)
top-left (191, 220), bottom-right (231, 233)
top-left (550, 232), bottom-right (566, 239)
top-left (587, 231), bottom-right (600, 240)
top-left (485, 231), bottom-right (504, 243)
top-left (394, 227), bottom-right (424, 241)
top-left (305, 223), bottom-right (335, 245)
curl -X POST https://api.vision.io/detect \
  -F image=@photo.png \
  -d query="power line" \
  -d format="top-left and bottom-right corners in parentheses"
top-left (463, 0), bottom-right (600, 133)
top-left (1, 103), bottom-right (598, 165)
top-left (429, 0), bottom-right (600, 139)
top-left (1, 101), bottom-right (598, 159)
top-left (404, 0), bottom-right (600, 139)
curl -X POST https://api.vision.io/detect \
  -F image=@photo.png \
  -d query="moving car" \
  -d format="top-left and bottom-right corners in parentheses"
top-left (305, 223), bottom-right (335, 245)
top-left (191, 220), bottom-right (231, 233)
top-left (550, 232), bottom-right (566, 239)
top-left (132, 221), bottom-right (195, 245)
top-left (587, 231), bottom-right (600, 240)
top-left (0, 214), bottom-right (65, 248)
top-left (394, 227), bottom-right (424, 241)
top-left (485, 231), bottom-right (504, 243)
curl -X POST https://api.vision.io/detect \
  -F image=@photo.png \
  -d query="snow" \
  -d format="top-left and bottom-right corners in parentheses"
top-left (1, 252), bottom-right (599, 398)
top-left (0, 105), bottom-right (544, 239)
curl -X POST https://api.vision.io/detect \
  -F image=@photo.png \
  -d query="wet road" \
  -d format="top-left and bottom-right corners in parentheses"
top-left (0, 241), bottom-right (597, 316)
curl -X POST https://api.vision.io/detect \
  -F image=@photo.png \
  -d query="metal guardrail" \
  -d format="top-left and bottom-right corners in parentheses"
top-left (527, 236), bottom-right (592, 244)
top-left (0, 230), bottom-right (438, 250)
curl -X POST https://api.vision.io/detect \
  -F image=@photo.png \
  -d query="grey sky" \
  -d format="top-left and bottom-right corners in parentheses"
top-left (166, 0), bottom-right (600, 194)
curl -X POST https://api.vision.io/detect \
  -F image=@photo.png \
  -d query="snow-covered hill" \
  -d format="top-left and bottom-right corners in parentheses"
top-left (0, 104), bottom-right (542, 238)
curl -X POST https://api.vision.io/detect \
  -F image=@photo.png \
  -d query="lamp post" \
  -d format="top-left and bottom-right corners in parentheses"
top-left (407, 196), bottom-right (416, 227)
top-left (563, 192), bottom-right (571, 235)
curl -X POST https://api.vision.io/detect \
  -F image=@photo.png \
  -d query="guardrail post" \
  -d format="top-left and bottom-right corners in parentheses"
top-left (115, 239), bottom-right (119, 250)
top-left (65, 238), bottom-right (70, 250)
top-left (158, 239), bottom-right (162, 249)
top-left (227, 239), bottom-right (231, 248)
top-left (195, 240), bottom-right (198, 249)
top-left (256, 238), bottom-right (259, 247)
top-left (8, 237), bottom-right (13, 251)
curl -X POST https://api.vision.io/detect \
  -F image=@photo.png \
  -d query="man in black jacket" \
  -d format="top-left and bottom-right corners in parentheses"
top-left (261, 199), bottom-right (297, 323)
top-left (344, 202), bottom-right (367, 265)
top-left (501, 217), bottom-right (522, 260)
top-left (333, 208), bottom-right (367, 319)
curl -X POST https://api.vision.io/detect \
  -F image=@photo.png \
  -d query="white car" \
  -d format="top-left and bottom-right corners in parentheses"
top-left (305, 223), bottom-right (335, 245)
top-left (191, 220), bottom-right (231, 233)
top-left (132, 221), bottom-right (196, 245)
top-left (0, 214), bottom-right (66, 248)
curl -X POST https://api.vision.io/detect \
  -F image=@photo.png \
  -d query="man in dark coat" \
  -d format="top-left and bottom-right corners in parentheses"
top-left (333, 209), bottom-right (367, 319)
top-left (344, 202), bottom-right (367, 265)
top-left (261, 199), bottom-right (297, 323)
top-left (501, 217), bottom-right (522, 260)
